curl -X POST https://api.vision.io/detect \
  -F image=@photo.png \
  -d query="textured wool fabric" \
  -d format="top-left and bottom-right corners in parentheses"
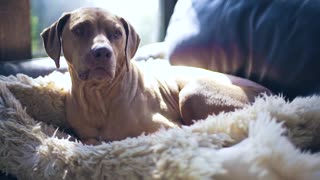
top-left (0, 71), bottom-right (320, 180)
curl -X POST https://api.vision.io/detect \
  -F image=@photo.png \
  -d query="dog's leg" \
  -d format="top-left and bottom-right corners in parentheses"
top-left (179, 78), bottom-right (268, 125)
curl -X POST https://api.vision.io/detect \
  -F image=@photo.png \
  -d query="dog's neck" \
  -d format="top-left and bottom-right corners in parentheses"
top-left (67, 62), bottom-right (142, 112)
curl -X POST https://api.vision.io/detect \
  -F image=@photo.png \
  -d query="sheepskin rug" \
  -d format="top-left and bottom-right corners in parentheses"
top-left (1, 69), bottom-right (320, 180)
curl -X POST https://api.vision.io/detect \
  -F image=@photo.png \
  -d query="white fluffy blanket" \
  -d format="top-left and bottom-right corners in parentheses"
top-left (0, 70), bottom-right (320, 180)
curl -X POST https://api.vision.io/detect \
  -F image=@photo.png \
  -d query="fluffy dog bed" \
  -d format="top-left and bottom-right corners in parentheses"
top-left (1, 63), bottom-right (320, 180)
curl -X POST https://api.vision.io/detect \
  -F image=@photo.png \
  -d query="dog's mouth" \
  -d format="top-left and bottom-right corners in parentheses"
top-left (78, 67), bottom-right (114, 81)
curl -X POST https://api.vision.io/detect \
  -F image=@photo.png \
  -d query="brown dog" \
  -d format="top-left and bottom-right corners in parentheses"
top-left (41, 7), bottom-right (271, 145)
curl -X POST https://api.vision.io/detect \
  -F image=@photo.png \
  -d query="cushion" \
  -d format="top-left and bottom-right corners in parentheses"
top-left (0, 70), bottom-right (320, 179)
top-left (165, 0), bottom-right (320, 99)
top-left (0, 57), bottom-right (68, 78)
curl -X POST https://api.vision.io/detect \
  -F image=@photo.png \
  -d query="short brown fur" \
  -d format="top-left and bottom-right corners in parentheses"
top-left (41, 7), bottom-right (271, 144)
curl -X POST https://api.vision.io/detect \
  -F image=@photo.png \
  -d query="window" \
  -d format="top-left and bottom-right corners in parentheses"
top-left (31, 0), bottom-right (159, 57)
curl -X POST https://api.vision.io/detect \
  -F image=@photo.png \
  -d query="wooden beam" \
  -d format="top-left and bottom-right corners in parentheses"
top-left (0, 0), bottom-right (31, 61)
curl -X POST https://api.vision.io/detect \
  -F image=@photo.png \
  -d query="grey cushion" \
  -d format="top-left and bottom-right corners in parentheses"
top-left (0, 57), bottom-right (68, 78)
top-left (165, 0), bottom-right (320, 99)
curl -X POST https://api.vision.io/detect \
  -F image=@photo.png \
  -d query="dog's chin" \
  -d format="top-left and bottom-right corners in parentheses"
top-left (78, 68), bottom-right (115, 82)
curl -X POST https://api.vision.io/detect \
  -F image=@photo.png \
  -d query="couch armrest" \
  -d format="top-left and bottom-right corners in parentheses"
top-left (0, 57), bottom-right (68, 78)
top-left (134, 42), bottom-right (168, 61)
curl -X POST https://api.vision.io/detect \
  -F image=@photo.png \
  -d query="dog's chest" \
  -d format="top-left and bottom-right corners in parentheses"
top-left (66, 102), bottom-right (171, 141)
top-left (66, 86), bottom-right (181, 141)
top-left (66, 96), bottom-right (133, 140)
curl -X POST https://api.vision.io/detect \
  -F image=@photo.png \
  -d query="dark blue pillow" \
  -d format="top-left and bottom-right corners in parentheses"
top-left (165, 0), bottom-right (320, 99)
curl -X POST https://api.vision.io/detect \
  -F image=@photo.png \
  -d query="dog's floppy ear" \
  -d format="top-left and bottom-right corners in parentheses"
top-left (120, 18), bottom-right (141, 71)
top-left (40, 13), bottom-right (71, 68)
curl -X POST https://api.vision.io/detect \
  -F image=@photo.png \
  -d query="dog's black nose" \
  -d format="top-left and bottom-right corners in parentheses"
top-left (91, 45), bottom-right (112, 59)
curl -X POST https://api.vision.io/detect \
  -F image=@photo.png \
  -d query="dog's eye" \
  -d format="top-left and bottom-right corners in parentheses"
top-left (109, 29), bottom-right (122, 40)
top-left (72, 26), bottom-right (85, 37)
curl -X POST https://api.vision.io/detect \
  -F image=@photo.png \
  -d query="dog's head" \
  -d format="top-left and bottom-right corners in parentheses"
top-left (41, 7), bottom-right (140, 82)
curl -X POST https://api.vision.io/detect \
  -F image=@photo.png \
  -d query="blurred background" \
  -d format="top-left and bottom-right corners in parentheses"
top-left (0, 0), bottom-right (178, 61)
top-left (30, 0), bottom-right (159, 57)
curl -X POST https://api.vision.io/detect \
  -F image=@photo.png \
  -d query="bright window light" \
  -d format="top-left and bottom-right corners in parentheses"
top-left (31, 0), bottom-right (159, 57)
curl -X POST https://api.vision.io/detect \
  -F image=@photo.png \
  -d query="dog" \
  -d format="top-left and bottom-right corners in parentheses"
top-left (41, 7), bottom-right (271, 145)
